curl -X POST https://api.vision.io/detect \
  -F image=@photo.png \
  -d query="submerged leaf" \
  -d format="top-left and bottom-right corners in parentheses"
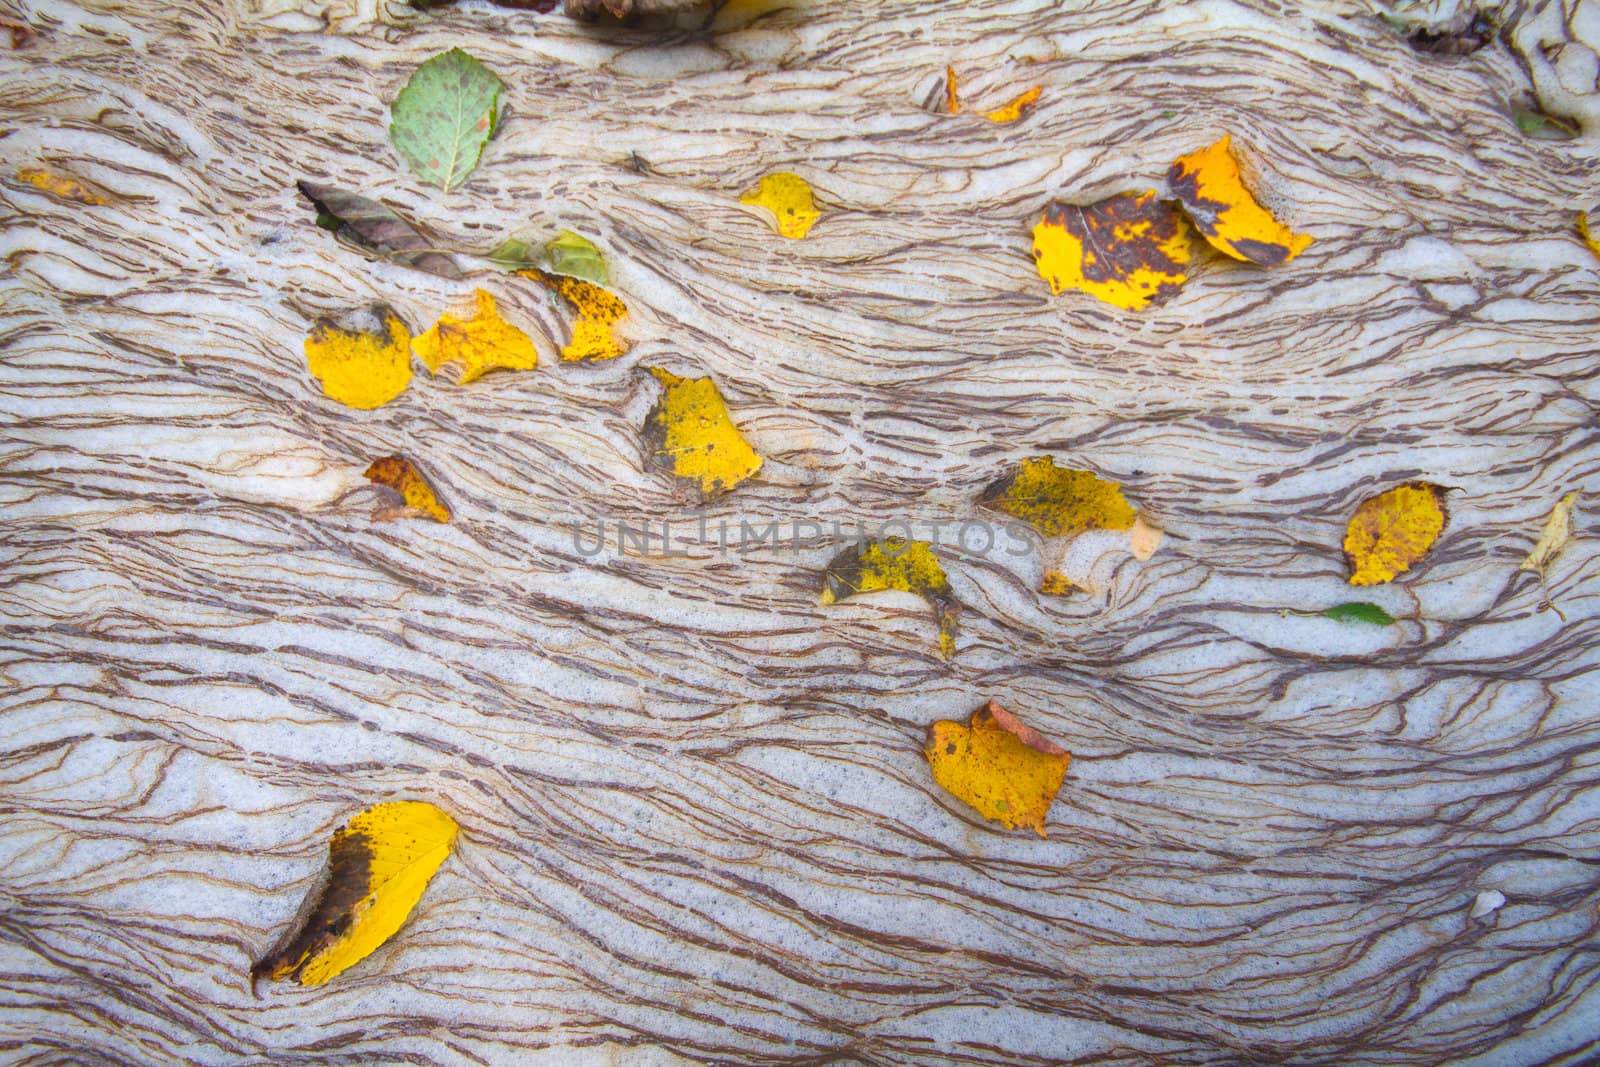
top-left (643, 367), bottom-right (763, 497)
top-left (739, 172), bottom-right (820, 239)
top-left (980, 456), bottom-right (1136, 537)
top-left (365, 456), bottom-right (451, 522)
top-left (820, 539), bottom-right (959, 657)
top-left (17, 166), bottom-right (111, 205)
top-left (412, 289), bottom-right (539, 384)
top-left (389, 48), bottom-right (505, 192)
top-left (1343, 482), bottom-right (1448, 586)
top-left (296, 183), bottom-right (463, 279)
top-left (1167, 136), bottom-right (1313, 266)
top-left (1322, 601), bottom-right (1396, 626)
top-left (544, 229), bottom-right (609, 285)
top-left (925, 701), bottom-right (1071, 837)
top-left (1032, 191), bottom-right (1191, 309)
top-left (304, 306), bottom-right (413, 410)
top-left (523, 270), bottom-right (629, 361)
top-left (252, 800), bottom-right (458, 988)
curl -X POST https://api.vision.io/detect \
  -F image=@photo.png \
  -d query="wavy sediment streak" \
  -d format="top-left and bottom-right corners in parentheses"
top-left (2, 0), bottom-right (1598, 1063)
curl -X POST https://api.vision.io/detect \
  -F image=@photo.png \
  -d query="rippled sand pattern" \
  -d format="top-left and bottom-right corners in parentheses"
top-left (3, 1), bottom-right (1599, 1063)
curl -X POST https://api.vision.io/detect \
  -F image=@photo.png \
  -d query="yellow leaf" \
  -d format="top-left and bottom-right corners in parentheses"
top-left (944, 64), bottom-right (960, 114)
top-left (1578, 210), bottom-right (1600, 261)
top-left (1032, 191), bottom-right (1192, 310)
top-left (522, 270), bottom-right (629, 362)
top-left (252, 800), bottom-right (458, 988)
top-left (1167, 135), bottom-right (1313, 266)
top-left (925, 701), bottom-right (1071, 837)
top-left (739, 172), bottom-right (820, 239)
top-left (412, 289), bottom-right (538, 384)
top-left (17, 166), bottom-right (111, 205)
top-left (979, 456), bottom-right (1137, 536)
top-left (304, 306), bottom-right (413, 410)
top-left (643, 367), bottom-right (763, 496)
top-left (943, 67), bottom-right (1042, 123)
top-left (1343, 482), bottom-right (1448, 586)
top-left (820, 539), bottom-right (959, 657)
top-left (365, 456), bottom-right (451, 522)
top-left (1521, 491), bottom-right (1578, 574)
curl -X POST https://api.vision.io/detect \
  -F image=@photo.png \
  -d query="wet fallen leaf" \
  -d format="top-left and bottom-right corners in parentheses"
top-left (304, 305), bottom-right (414, 410)
top-left (365, 456), bottom-right (451, 522)
top-left (297, 183), bottom-right (463, 279)
top-left (17, 166), bottom-right (111, 205)
top-left (1167, 136), bottom-right (1313, 266)
top-left (739, 172), bottom-right (820, 239)
top-left (944, 66), bottom-right (1042, 123)
top-left (1321, 601), bottom-right (1396, 626)
top-left (925, 701), bottom-right (1071, 837)
top-left (642, 367), bottom-right (763, 496)
top-left (390, 48), bottom-right (504, 192)
top-left (1577, 210), bottom-right (1600, 262)
top-left (412, 289), bottom-right (539, 384)
top-left (1343, 482), bottom-right (1448, 586)
top-left (980, 457), bottom-right (1138, 536)
top-left (252, 800), bottom-right (458, 988)
top-left (522, 270), bottom-right (629, 361)
top-left (820, 539), bottom-right (959, 657)
top-left (1032, 191), bottom-right (1192, 309)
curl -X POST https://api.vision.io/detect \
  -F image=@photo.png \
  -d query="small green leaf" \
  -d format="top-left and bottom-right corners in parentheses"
top-left (544, 229), bottom-right (608, 286)
top-left (1159, 109), bottom-right (1177, 119)
top-left (389, 48), bottom-right (505, 192)
top-left (1513, 108), bottom-right (1579, 140)
top-left (1322, 602), bottom-right (1396, 626)
top-left (486, 235), bottom-right (540, 271)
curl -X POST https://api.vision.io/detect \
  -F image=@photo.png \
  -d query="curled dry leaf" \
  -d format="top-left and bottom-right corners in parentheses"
top-left (389, 48), bottom-right (504, 192)
top-left (365, 456), bottom-right (451, 522)
top-left (522, 270), bottom-right (629, 361)
top-left (642, 367), bottom-right (763, 497)
top-left (17, 166), bottom-right (111, 205)
top-left (252, 800), bottom-right (458, 989)
top-left (739, 172), bottom-right (820, 239)
top-left (413, 289), bottom-right (539, 384)
top-left (297, 183), bottom-right (463, 280)
top-left (1167, 136), bottom-right (1313, 266)
top-left (925, 701), bottom-right (1071, 837)
top-left (944, 66), bottom-right (1042, 123)
top-left (1032, 191), bottom-right (1192, 310)
top-left (1343, 482), bottom-right (1448, 586)
top-left (304, 305), bottom-right (413, 410)
top-left (820, 539), bottom-right (959, 657)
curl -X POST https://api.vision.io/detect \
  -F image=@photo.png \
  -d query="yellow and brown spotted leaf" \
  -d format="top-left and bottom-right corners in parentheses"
top-left (1577, 210), bottom-right (1600, 262)
top-left (252, 800), bottom-right (458, 989)
top-left (944, 66), bottom-right (1041, 123)
top-left (365, 456), bottom-right (451, 523)
top-left (1167, 136), bottom-right (1313, 266)
top-left (925, 701), bottom-right (1071, 837)
top-left (1344, 482), bottom-right (1448, 586)
top-left (820, 539), bottom-right (959, 657)
top-left (304, 305), bottom-right (413, 410)
top-left (521, 270), bottom-right (629, 362)
top-left (412, 289), bottom-right (539, 384)
top-left (643, 367), bottom-right (763, 497)
top-left (979, 456), bottom-right (1138, 537)
top-left (739, 172), bottom-right (820, 239)
top-left (18, 166), bottom-right (111, 205)
top-left (1032, 191), bottom-right (1192, 310)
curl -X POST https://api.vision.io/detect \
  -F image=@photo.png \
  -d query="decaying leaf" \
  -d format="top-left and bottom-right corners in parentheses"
top-left (252, 800), bottom-right (458, 988)
top-left (739, 172), bottom-right (820, 239)
top-left (17, 166), bottom-right (111, 205)
top-left (820, 539), bottom-right (959, 657)
top-left (1520, 492), bottom-right (1578, 620)
top-left (297, 183), bottom-right (463, 279)
top-left (925, 701), bottom-right (1071, 837)
top-left (944, 66), bottom-right (1042, 123)
top-left (522, 270), bottom-right (630, 361)
top-left (1322, 601), bottom-right (1396, 626)
top-left (980, 456), bottom-right (1138, 536)
top-left (1343, 482), bottom-right (1448, 586)
top-left (1032, 191), bottom-right (1192, 309)
top-left (1577, 210), bottom-right (1600, 262)
top-left (389, 48), bottom-right (505, 192)
top-left (412, 289), bottom-right (539, 384)
top-left (304, 305), bottom-right (414, 410)
top-left (1167, 136), bottom-right (1313, 266)
top-left (365, 456), bottom-right (452, 522)
top-left (642, 367), bottom-right (763, 496)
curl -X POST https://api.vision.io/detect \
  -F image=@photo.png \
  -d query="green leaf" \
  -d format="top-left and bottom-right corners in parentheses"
top-left (486, 235), bottom-right (540, 271)
top-left (1513, 108), bottom-right (1579, 140)
top-left (1322, 602), bottom-right (1396, 626)
top-left (389, 48), bottom-right (505, 192)
top-left (544, 229), bottom-right (608, 285)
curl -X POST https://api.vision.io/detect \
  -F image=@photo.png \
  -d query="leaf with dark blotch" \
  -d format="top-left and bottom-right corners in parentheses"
top-left (1322, 602), bottom-right (1396, 626)
top-left (296, 183), bottom-right (463, 279)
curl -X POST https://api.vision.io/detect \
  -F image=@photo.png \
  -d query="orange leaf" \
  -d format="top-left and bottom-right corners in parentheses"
top-left (413, 288), bottom-right (539, 384)
top-left (1343, 482), bottom-right (1447, 586)
top-left (365, 456), bottom-right (451, 522)
top-left (1032, 190), bottom-right (1192, 310)
top-left (925, 701), bottom-right (1071, 837)
top-left (522, 270), bottom-right (629, 362)
top-left (943, 67), bottom-right (1041, 123)
top-left (18, 166), bottom-right (111, 205)
top-left (1167, 136), bottom-right (1312, 266)
top-left (944, 65), bottom-right (960, 114)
